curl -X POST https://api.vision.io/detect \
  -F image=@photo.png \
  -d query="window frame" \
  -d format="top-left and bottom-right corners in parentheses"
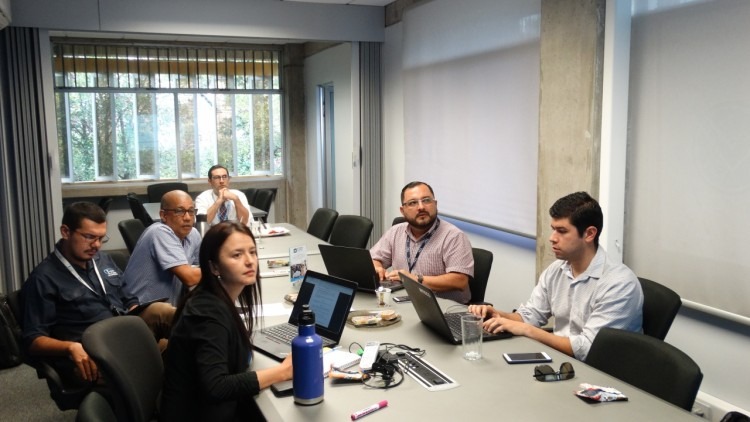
top-left (52, 39), bottom-right (284, 184)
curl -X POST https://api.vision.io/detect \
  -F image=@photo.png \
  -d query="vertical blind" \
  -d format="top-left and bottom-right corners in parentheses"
top-left (51, 40), bottom-right (281, 91)
top-left (0, 27), bottom-right (56, 292)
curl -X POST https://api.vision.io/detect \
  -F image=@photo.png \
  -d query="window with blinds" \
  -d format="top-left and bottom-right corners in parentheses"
top-left (52, 40), bottom-right (283, 182)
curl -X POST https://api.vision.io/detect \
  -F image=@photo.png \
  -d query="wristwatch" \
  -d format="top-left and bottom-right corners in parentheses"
top-left (417, 274), bottom-right (424, 284)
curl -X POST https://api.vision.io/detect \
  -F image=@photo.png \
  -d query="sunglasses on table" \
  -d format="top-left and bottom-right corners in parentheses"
top-left (533, 362), bottom-right (575, 382)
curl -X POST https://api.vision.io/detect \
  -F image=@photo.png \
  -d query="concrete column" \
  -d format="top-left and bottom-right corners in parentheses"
top-left (283, 44), bottom-right (307, 228)
top-left (537, 0), bottom-right (605, 276)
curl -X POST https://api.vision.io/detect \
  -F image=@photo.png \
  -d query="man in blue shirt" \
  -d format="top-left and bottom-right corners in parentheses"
top-left (124, 190), bottom-right (201, 305)
top-left (22, 202), bottom-right (173, 385)
top-left (469, 192), bottom-right (643, 361)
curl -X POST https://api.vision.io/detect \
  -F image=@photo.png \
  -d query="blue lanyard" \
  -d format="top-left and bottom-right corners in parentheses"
top-left (405, 219), bottom-right (440, 272)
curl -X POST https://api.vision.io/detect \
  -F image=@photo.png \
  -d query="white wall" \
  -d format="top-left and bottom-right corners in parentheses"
top-left (382, 11), bottom-right (538, 312)
top-left (382, 0), bottom-right (750, 417)
top-left (304, 43), bottom-right (358, 218)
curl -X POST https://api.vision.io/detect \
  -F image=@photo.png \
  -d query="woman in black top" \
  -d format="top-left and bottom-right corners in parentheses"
top-left (160, 221), bottom-right (292, 421)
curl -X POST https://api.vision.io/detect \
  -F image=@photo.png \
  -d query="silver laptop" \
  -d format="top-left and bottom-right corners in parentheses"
top-left (253, 270), bottom-right (357, 361)
top-left (318, 244), bottom-right (404, 293)
top-left (399, 273), bottom-right (512, 344)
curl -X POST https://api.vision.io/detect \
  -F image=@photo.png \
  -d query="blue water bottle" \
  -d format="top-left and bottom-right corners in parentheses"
top-left (292, 304), bottom-right (324, 405)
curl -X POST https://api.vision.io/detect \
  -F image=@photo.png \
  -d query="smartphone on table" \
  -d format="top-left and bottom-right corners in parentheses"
top-left (503, 352), bottom-right (552, 364)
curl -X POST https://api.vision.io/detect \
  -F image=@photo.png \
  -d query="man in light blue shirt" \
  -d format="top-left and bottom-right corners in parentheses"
top-left (124, 190), bottom-right (201, 305)
top-left (469, 192), bottom-right (643, 361)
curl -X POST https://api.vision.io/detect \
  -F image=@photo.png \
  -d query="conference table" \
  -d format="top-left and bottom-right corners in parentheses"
top-left (252, 225), bottom-right (699, 421)
top-left (143, 202), bottom-right (268, 222)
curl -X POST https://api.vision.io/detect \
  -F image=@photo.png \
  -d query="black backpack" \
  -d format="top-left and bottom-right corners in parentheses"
top-left (0, 293), bottom-right (22, 368)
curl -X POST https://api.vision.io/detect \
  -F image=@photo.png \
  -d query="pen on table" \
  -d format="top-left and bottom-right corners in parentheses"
top-left (351, 400), bottom-right (388, 420)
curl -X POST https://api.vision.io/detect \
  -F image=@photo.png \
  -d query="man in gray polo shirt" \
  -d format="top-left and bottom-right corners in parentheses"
top-left (370, 181), bottom-right (474, 304)
top-left (124, 190), bottom-right (202, 305)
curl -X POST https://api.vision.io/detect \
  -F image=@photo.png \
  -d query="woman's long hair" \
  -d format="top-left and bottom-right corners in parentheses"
top-left (175, 221), bottom-right (262, 350)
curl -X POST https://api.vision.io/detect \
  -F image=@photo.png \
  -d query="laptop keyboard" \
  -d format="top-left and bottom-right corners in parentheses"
top-left (263, 323), bottom-right (336, 347)
top-left (263, 324), bottom-right (298, 344)
top-left (445, 312), bottom-right (467, 337)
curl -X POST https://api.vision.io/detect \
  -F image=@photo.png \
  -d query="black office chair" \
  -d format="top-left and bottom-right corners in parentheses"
top-left (639, 277), bottom-right (681, 340)
top-left (721, 411), bottom-right (750, 422)
top-left (118, 219), bottom-right (146, 254)
top-left (252, 189), bottom-right (276, 222)
top-left (77, 391), bottom-right (117, 422)
top-left (469, 248), bottom-right (493, 304)
top-left (126, 193), bottom-right (153, 228)
top-left (328, 215), bottom-right (374, 249)
top-left (6, 289), bottom-right (92, 410)
top-left (146, 182), bottom-right (188, 203)
top-left (243, 188), bottom-right (258, 206)
top-left (108, 250), bottom-right (130, 272)
top-left (97, 197), bottom-right (114, 215)
top-left (392, 216), bottom-right (407, 226)
top-left (585, 327), bottom-right (703, 411)
top-left (82, 316), bottom-right (163, 422)
top-left (307, 208), bottom-right (339, 242)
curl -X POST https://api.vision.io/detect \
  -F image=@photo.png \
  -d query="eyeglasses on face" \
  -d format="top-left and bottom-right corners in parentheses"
top-left (533, 362), bottom-right (575, 382)
top-left (211, 174), bottom-right (230, 181)
top-left (162, 208), bottom-right (197, 217)
top-left (402, 197), bottom-right (435, 209)
top-left (76, 231), bottom-right (110, 244)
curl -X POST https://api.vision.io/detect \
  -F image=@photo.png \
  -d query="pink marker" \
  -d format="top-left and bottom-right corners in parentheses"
top-left (351, 400), bottom-right (388, 420)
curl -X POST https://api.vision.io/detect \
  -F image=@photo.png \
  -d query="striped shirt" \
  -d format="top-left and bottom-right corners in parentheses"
top-left (370, 218), bottom-right (474, 304)
top-left (517, 247), bottom-right (643, 361)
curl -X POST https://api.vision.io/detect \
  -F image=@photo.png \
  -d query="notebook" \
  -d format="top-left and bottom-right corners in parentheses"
top-left (318, 244), bottom-right (404, 293)
top-left (399, 273), bottom-right (512, 344)
top-left (253, 270), bottom-right (357, 361)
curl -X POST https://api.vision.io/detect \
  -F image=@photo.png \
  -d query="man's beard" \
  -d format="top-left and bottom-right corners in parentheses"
top-left (407, 212), bottom-right (436, 229)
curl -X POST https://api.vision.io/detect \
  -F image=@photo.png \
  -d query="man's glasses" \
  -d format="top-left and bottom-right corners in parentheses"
top-left (533, 362), bottom-right (575, 382)
top-left (402, 197), bottom-right (435, 209)
top-left (211, 175), bottom-right (230, 181)
top-left (76, 231), bottom-right (109, 244)
top-left (162, 208), bottom-right (197, 217)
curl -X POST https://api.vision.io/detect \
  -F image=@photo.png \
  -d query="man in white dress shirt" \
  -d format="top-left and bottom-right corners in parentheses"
top-left (195, 165), bottom-right (252, 225)
top-left (469, 192), bottom-right (643, 361)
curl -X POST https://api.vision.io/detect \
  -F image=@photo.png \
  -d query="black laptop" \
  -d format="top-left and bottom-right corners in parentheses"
top-left (318, 244), bottom-right (404, 293)
top-left (253, 271), bottom-right (357, 361)
top-left (399, 273), bottom-right (511, 344)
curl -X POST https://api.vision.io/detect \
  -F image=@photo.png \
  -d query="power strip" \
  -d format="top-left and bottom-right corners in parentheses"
top-left (395, 351), bottom-right (459, 391)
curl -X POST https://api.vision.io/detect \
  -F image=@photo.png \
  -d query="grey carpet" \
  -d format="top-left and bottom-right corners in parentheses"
top-left (0, 363), bottom-right (76, 421)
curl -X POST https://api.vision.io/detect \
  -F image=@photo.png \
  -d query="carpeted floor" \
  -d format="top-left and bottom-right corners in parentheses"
top-left (0, 363), bottom-right (76, 421)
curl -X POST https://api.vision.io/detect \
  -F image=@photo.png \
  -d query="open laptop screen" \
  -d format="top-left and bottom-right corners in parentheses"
top-left (289, 271), bottom-right (356, 340)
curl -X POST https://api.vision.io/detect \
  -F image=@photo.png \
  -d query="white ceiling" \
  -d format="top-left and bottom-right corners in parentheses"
top-left (282, 0), bottom-right (393, 6)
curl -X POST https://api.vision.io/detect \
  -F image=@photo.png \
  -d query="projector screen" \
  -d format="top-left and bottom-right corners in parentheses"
top-left (402, 0), bottom-right (540, 237)
top-left (625, 0), bottom-right (750, 321)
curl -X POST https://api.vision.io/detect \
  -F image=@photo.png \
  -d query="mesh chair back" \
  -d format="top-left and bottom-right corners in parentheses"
top-left (307, 208), bottom-right (339, 241)
top-left (146, 182), bottom-right (188, 203)
top-left (639, 277), bottom-right (681, 340)
top-left (328, 215), bottom-right (373, 249)
top-left (126, 193), bottom-right (153, 228)
top-left (586, 327), bottom-right (702, 411)
top-left (118, 219), bottom-right (146, 254)
top-left (469, 248), bottom-right (493, 304)
top-left (82, 316), bottom-right (163, 422)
